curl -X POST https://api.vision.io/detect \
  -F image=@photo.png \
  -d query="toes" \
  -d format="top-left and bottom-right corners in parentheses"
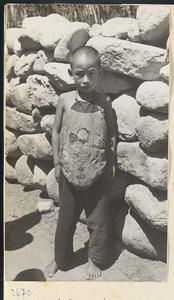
top-left (86, 271), bottom-right (101, 280)
top-left (87, 274), bottom-right (92, 280)
top-left (92, 274), bottom-right (96, 280)
top-left (87, 273), bottom-right (93, 280)
top-left (43, 271), bottom-right (53, 278)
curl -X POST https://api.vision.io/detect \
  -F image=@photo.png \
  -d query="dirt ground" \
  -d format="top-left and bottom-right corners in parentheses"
top-left (5, 180), bottom-right (167, 282)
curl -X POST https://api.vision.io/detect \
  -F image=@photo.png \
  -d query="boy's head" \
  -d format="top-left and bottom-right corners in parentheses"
top-left (69, 46), bottom-right (101, 94)
top-left (70, 46), bottom-right (101, 69)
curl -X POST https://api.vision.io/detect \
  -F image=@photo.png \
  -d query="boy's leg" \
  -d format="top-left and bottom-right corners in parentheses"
top-left (44, 171), bottom-right (84, 276)
top-left (55, 172), bottom-right (84, 268)
top-left (85, 171), bottom-right (110, 279)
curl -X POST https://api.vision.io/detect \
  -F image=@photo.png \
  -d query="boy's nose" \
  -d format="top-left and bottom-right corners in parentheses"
top-left (82, 75), bottom-right (90, 83)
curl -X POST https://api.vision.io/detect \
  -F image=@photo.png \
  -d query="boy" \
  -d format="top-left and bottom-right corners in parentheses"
top-left (44, 46), bottom-right (116, 280)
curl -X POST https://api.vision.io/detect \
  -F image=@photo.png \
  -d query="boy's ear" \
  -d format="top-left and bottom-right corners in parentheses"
top-left (68, 68), bottom-right (73, 77)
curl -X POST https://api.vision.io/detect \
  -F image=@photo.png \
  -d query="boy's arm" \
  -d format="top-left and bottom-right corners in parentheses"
top-left (52, 95), bottom-right (64, 181)
top-left (103, 96), bottom-right (117, 177)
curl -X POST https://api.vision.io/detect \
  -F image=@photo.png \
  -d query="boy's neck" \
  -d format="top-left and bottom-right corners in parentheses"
top-left (76, 89), bottom-right (95, 103)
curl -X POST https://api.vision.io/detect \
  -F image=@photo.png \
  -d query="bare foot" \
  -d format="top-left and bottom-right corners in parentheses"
top-left (86, 257), bottom-right (101, 280)
top-left (44, 259), bottom-right (59, 278)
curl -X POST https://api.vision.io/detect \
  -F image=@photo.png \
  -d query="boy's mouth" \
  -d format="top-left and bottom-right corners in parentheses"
top-left (81, 85), bottom-right (92, 91)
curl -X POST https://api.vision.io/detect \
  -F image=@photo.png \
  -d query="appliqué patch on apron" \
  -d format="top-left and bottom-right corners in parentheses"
top-left (59, 100), bottom-right (107, 189)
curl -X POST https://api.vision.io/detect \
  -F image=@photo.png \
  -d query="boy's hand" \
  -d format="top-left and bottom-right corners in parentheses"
top-left (55, 164), bottom-right (60, 182)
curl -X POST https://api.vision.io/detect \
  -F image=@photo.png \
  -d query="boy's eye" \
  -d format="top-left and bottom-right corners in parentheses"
top-left (74, 71), bottom-right (83, 77)
top-left (89, 70), bottom-right (97, 76)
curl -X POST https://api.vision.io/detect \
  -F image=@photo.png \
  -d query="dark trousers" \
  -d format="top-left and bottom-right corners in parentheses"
top-left (55, 169), bottom-right (110, 269)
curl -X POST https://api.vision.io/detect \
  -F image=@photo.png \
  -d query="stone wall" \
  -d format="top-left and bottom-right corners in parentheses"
top-left (5, 5), bottom-right (169, 261)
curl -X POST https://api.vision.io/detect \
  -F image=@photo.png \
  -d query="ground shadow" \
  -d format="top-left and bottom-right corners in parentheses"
top-left (5, 212), bottom-right (41, 251)
top-left (62, 242), bottom-right (89, 271)
top-left (63, 200), bottom-right (125, 272)
top-left (62, 236), bottom-right (122, 272)
top-left (13, 268), bottom-right (46, 281)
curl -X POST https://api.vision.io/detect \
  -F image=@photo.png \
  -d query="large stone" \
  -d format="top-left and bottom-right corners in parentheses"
top-left (5, 158), bottom-right (17, 182)
top-left (44, 62), bottom-right (75, 91)
top-left (18, 29), bottom-right (42, 51)
top-left (135, 114), bottom-right (168, 152)
top-left (46, 168), bottom-right (59, 203)
top-left (40, 115), bottom-right (55, 135)
top-left (89, 24), bottom-right (102, 38)
top-left (32, 107), bottom-right (55, 125)
top-left (115, 206), bottom-right (167, 261)
top-left (125, 184), bottom-right (167, 232)
top-left (14, 38), bottom-right (26, 56)
top-left (86, 36), bottom-right (167, 80)
top-left (6, 28), bottom-right (25, 53)
top-left (6, 107), bottom-right (37, 133)
top-left (117, 142), bottom-right (168, 190)
top-left (5, 128), bottom-right (22, 158)
top-left (54, 22), bottom-right (90, 62)
top-left (112, 95), bottom-right (140, 141)
top-left (33, 50), bottom-right (55, 74)
top-left (14, 51), bottom-right (37, 80)
top-left (101, 17), bottom-right (137, 39)
top-left (22, 16), bottom-right (45, 29)
top-left (5, 46), bottom-right (10, 61)
top-left (10, 83), bottom-right (32, 115)
top-left (95, 71), bottom-right (139, 94)
top-left (23, 15), bottom-right (70, 50)
top-left (6, 80), bottom-right (13, 106)
top-left (22, 14), bottom-right (69, 29)
top-left (160, 64), bottom-right (169, 82)
top-left (45, 13), bottom-right (69, 24)
top-left (27, 74), bottom-right (60, 108)
top-left (18, 133), bottom-right (53, 160)
top-left (37, 22), bottom-right (67, 50)
top-left (15, 155), bottom-right (35, 187)
top-left (6, 54), bottom-right (19, 81)
top-left (33, 160), bottom-right (53, 191)
top-left (32, 107), bottom-right (43, 125)
top-left (136, 81), bottom-right (169, 113)
top-left (10, 77), bottom-right (22, 87)
top-left (137, 5), bottom-right (169, 47)
top-left (127, 21), bottom-right (144, 43)
top-left (33, 165), bottom-right (46, 191)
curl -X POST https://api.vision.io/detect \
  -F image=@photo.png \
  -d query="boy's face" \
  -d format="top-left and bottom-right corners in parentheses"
top-left (70, 53), bottom-right (101, 94)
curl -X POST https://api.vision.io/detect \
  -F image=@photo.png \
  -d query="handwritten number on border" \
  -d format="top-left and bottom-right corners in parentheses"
top-left (11, 289), bottom-right (31, 298)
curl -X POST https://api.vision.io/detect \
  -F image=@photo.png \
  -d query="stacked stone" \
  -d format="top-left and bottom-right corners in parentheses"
top-left (5, 6), bottom-right (169, 260)
top-left (87, 5), bottom-right (169, 262)
top-left (5, 14), bottom-right (90, 202)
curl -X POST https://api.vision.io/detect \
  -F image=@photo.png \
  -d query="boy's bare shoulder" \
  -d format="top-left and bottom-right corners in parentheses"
top-left (94, 92), bottom-right (111, 108)
top-left (57, 90), bottom-right (76, 109)
top-left (58, 90), bottom-right (76, 103)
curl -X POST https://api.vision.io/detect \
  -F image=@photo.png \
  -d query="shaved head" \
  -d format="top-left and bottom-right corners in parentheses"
top-left (70, 46), bottom-right (101, 69)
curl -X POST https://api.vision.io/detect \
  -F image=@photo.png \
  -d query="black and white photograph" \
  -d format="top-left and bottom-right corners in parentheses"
top-left (4, 3), bottom-right (172, 290)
